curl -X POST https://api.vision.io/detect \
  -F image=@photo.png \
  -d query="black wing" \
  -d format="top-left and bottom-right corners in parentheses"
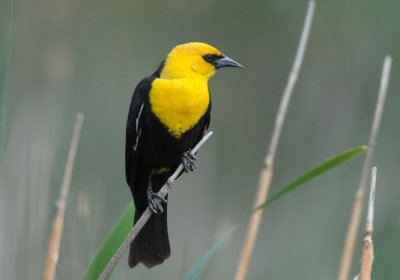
top-left (125, 79), bottom-right (148, 188)
top-left (125, 61), bottom-right (165, 189)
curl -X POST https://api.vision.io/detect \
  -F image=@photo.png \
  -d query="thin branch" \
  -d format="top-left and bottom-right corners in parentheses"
top-left (358, 166), bottom-right (376, 280)
top-left (234, 2), bottom-right (316, 280)
top-left (42, 113), bottom-right (85, 280)
top-left (337, 56), bottom-right (392, 280)
top-left (98, 131), bottom-right (213, 280)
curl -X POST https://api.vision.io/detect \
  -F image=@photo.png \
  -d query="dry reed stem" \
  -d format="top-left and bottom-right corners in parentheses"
top-left (98, 131), bottom-right (213, 280)
top-left (358, 166), bottom-right (376, 280)
top-left (234, 2), bottom-right (316, 280)
top-left (42, 113), bottom-right (85, 280)
top-left (337, 56), bottom-right (391, 280)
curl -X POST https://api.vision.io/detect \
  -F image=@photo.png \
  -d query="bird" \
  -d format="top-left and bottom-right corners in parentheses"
top-left (125, 42), bottom-right (242, 268)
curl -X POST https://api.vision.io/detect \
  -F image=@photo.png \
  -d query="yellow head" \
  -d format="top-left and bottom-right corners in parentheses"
top-left (160, 42), bottom-right (242, 80)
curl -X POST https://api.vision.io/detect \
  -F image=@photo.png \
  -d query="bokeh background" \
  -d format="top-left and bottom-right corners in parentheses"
top-left (1, 0), bottom-right (399, 279)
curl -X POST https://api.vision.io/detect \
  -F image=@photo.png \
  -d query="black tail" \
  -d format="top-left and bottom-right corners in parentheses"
top-left (128, 196), bottom-right (170, 268)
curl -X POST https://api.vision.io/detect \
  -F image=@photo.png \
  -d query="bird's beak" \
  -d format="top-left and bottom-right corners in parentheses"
top-left (216, 54), bottom-right (243, 69)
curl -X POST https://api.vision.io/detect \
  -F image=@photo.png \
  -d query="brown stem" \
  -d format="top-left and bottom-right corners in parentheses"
top-left (42, 113), bottom-right (85, 280)
top-left (358, 167), bottom-right (376, 280)
top-left (337, 56), bottom-right (391, 280)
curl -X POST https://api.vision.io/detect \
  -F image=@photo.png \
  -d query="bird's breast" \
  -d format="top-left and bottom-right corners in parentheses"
top-left (149, 78), bottom-right (210, 138)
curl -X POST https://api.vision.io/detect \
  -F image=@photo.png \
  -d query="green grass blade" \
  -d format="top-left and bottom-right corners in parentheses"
top-left (83, 203), bottom-right (135, 280)
top-left (253, 145), bottom-right (368, 212)
top-left (184, 146), bottom-right (368, 280)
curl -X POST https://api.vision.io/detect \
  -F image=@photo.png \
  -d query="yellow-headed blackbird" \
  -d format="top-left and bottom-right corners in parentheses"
top-left (125, 42), bottom-right (242, 268)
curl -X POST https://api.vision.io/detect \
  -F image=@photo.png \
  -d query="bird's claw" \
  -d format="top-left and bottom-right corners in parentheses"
top-left (147, 191), bottom-right (167, 214)
top-left (182, 150), bottom-right (196, 172)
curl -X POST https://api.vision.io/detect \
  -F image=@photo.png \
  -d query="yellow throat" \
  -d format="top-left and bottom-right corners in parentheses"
top-left (149, 43), bottom-right (221, 138)
top-left (149, 78), bottom-right (210, 138)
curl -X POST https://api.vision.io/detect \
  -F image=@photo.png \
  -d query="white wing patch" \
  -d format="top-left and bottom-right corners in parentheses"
top-left (133, 103), bottom-right (144, 152)
top-left (136, 104), bottom-right (144, 133)
top-left (133, 130), bottom-right (141, 151)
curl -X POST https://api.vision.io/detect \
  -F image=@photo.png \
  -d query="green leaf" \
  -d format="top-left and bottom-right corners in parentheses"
top-left (183, 146), bottom-right (367, 280)
top-left (83, 203), bottom-right (135, 280)
top-left (253, 145), bottom-right (368, 211)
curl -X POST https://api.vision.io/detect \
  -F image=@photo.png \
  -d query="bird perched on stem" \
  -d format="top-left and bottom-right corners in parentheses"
top-left (125, 42), bottom-right (242, 268)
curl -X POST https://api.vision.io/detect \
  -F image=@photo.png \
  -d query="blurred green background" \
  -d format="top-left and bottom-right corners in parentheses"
top-left (1, 0), bottom-right (399, 279)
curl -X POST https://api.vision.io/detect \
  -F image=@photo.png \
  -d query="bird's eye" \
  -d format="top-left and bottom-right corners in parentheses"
top-left (203, 54), bottom-right (215, 63)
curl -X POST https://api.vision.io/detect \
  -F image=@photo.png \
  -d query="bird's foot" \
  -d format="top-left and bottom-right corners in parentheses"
top-left (147, 187), bottom-right (167, 214)
top-left (181, 150), bottom-right (197, 172)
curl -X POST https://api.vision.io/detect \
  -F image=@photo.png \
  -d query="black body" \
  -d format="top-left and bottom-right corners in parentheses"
top-left (125, 62), bottom-right (211, 268)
